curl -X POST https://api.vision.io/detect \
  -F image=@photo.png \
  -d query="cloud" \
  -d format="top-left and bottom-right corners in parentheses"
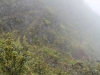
top-left (84, 0), bottom-right (100, 15)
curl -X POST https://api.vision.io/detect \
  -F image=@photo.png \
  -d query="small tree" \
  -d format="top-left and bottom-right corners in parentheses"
top-left (0, 33), bottom-right (31, 75)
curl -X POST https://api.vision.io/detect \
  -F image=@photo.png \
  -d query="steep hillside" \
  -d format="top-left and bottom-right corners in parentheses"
top-left (1, 0), bottom-right (100, 75)
top-left (44, 0), bottom-right (100, 60)
top-left (0, 0), bottom-right (100, 60)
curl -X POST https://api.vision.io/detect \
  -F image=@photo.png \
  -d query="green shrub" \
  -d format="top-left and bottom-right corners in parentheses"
top-left (0, 33), bottom-right (31, 75)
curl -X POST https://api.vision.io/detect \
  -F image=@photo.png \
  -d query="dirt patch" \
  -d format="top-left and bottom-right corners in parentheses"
top-left (72, 50), bottom-right (89, 59)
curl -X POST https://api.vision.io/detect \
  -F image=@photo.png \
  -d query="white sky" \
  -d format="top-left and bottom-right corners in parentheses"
top-left (84, 0), bottom-right (100, 15)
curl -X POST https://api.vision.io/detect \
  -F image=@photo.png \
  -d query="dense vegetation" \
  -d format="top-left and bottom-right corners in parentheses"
top-left (0, 33), bottom-right (31, 75)
top-left (0, 0), bottom-right (100, 75)
top-left (0, 33), bottom-right (100, 75)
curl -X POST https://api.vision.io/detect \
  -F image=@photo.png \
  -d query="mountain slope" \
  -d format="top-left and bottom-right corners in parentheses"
top-left (0, 0), bottom-right (100, 60)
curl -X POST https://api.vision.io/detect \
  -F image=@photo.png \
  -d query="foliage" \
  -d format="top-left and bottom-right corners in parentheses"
top-left (0, 33), bottom-right (31, 75)
top-left (0, 40), bottom-right (2, 46)
top-left (32, 56), bottom-right (50, 75)
top-left (1, 0), bottom-right (100, 75)
top-left (43, 18), bottom-right (50, 25)
top-left (0, 34), bottom-right (100, 75)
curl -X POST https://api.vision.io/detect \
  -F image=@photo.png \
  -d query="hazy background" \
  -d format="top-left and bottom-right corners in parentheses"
top-left (84, 0), bottom-right (100, 15)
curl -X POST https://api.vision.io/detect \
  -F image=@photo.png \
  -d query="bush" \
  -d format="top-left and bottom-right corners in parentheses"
top-left (0, 33), bottom-right (31, 75)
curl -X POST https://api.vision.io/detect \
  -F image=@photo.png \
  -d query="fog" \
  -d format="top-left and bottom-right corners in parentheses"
top-left (84, 0), bottom-right (100, 15)
top-left (0, 0), bottom-right (100, 60)
top-left (1, 0), bottom-right (100, 74)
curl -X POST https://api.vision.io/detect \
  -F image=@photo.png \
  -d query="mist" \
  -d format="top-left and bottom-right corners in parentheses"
top-left (84, 0), bottom-right (100, 15)
top-left (0, 0), bottom-right (100, 60)
top-left (0, 0), bottom-right (100, 75)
